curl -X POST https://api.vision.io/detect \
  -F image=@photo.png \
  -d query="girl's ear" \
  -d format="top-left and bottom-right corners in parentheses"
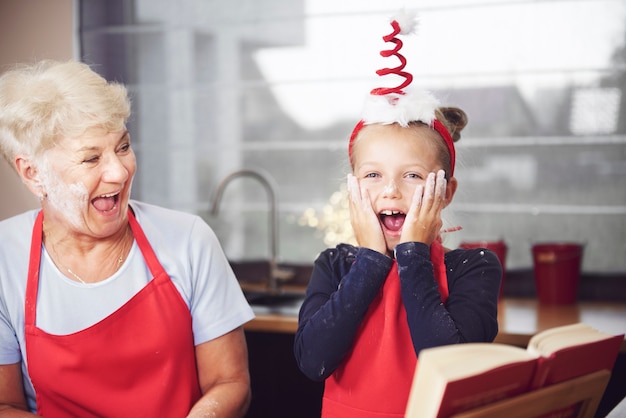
top-left (14, 155), bottom-right (45, 198)
top-left (444, 177), bottom-right (458, 208)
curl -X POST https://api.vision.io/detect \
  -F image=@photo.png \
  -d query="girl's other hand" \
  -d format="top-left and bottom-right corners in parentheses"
top-left (400, 170), bottom-right (446, 246)
top-left (347, 174), bottom-right (387, 255)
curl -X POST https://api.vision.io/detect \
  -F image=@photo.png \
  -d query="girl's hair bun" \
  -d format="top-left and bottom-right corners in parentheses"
top-left (437, 107), bottom-right (468, 142)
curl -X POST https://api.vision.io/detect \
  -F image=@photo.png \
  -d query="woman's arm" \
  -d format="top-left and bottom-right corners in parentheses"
top-left (0, 363), bottom-right (37, 417)
top-left (397, 242), bottom-right (500, 353)
top-left (187, 327), bottom-right (251, 418)
top-left (294, 246), bottom-right (392, 381)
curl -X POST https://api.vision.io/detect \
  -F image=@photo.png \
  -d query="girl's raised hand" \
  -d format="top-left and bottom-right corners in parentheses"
top-left (400, 170), bottom-right (447, 246)
top-left (347, 174), bottom-right (387, 255)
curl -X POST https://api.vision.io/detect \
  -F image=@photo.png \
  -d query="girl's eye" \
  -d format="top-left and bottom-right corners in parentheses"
top-left (406, 173), bottom-right (423, 180)
top-left (364, 172), bottom-right (380, 179)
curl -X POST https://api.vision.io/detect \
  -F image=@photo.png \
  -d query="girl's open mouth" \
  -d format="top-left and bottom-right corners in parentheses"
top-left (379, 210), bottom-right (405, 233)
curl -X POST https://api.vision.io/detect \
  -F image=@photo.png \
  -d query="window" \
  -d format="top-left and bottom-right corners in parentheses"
top-left (80, 0), bottom-right (626, 272)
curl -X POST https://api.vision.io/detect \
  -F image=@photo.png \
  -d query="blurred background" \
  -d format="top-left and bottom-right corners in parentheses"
top-left (2, 0), bottom-right (625, 273)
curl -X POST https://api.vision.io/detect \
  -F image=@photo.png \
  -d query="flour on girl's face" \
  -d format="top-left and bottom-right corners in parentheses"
top-left (38, 155), bottom-right (89, 229)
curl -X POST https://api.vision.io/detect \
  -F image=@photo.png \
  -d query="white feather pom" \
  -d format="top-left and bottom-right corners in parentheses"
top-left (392, 10), bottom-right (418, 35)
top-left (361, 89), bottom-right (439, 127)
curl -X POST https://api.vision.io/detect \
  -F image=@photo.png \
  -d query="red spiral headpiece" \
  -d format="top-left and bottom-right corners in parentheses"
top-left (370, 19), bottom-right (412, 96)
top-left (348, 12), bottom-right (456, 177)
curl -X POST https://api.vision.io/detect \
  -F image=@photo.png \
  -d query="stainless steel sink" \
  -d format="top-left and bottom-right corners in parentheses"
top-left (244, 290), bottom-right (305, 315)
top-left (228, 260), bottom-right (310, 315)
top-left (244, 290), bottom-right (303, 304)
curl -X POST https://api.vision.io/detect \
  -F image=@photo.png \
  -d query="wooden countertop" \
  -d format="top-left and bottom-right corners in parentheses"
top-left (244, 297), bottom-right (626, 351)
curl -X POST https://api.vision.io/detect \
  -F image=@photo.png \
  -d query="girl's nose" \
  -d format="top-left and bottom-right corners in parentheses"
top-left (382, 179), bottom-right (400, 198)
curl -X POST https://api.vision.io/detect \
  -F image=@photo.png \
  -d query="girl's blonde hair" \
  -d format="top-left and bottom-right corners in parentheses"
top-left (0, 60), bottom-right (130, 168)
top-left (351, 107), bottom-right (468, 179)
top-left (430, 107), bottom-right (468, 179)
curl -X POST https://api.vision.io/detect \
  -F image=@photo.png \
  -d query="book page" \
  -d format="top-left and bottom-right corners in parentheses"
top-left (527, 323), bottom-right (619, 356)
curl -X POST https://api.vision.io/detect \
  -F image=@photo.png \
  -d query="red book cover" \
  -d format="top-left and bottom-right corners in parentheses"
top-left (435, 358), bottom-right (538, 417)
top-left (405, 324), bottom-right (623, 418)
top-left (540, 334), bottom-right (623, 386)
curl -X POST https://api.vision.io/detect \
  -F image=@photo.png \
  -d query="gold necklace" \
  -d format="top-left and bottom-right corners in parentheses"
top-left (44, 223), bottom-right (130, 284)
top-left (65, 255), bottom-right (125, 284)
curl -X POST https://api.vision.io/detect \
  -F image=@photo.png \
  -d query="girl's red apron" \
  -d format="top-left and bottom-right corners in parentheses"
top-left (322, 240), bottom-right (449, 418)
top-left (24, 210), bottom-right (201, 417)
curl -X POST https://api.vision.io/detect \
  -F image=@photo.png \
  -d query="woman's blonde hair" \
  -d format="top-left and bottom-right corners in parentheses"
top-left (0, 60), bottom-right (130, 168)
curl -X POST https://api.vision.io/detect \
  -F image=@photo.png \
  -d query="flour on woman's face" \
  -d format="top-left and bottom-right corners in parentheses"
top-left (37, 155), bottom-right (89, 229)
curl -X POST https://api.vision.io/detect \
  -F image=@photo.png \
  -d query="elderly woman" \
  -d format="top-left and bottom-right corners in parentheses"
top-left (0, 60), bottom-right (254, 417)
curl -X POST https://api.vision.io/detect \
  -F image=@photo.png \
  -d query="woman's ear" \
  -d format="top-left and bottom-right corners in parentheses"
top-left (444, 177), bottom-right (458, 207)
top-left (14, 155), bottom-right (45, 199)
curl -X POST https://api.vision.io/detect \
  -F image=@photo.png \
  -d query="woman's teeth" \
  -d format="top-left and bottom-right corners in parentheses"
top-left (92, 192), bottom-right (120, 212)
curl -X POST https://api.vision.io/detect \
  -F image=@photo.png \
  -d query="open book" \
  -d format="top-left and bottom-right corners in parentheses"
top-left (404, 323), bottom-right (624, 418)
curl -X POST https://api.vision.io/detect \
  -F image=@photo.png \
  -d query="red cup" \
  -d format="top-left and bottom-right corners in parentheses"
top-left (532, 243), bottom-right (583, 305)
top-left (459, 240), bottom-right (507, 300)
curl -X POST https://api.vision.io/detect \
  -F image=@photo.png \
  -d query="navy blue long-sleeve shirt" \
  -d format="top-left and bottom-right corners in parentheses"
top-left (294, 241), bottom-right (501, 381)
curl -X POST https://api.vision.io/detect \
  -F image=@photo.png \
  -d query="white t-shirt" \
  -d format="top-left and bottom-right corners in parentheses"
top-left (0, 200), bottom-right (255, 411)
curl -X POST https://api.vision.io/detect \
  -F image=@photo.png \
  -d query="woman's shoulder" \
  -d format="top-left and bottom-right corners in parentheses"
top-left (0, 211), bottom-right (37, 292)
top-left (130, 201), bottom-right (207, 231)
top-left (130, 200), bottom-right (197, 221)
top-left (0, 209), bottom-right (39, 248)
top-left (129, 201), bottom-right (219, 252)
top-left (0, 208), bottom-right (39, 229)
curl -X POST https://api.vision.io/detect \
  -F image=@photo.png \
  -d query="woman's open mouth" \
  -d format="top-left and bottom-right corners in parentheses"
top-left (379, 209), bottom-right (405, 233)
top-left (92, 192), bottom-right (120, 213)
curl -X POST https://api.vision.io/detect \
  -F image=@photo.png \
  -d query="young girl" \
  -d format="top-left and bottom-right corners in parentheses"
top-left (294, 13), bottom-right (501, 418)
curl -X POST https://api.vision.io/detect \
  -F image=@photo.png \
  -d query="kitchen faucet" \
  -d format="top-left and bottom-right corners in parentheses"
top-left (210, 168), bottom-right (292, 294)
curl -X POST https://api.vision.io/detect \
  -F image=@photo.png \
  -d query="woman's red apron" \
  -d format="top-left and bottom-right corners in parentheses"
top-left (322, 240), bottom-right (449, 418)
top-left (24, 210), bottom-right (201, 417)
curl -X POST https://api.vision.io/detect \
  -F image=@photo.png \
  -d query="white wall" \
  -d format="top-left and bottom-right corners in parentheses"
top-left (0, 0), bottom-right (74, 220)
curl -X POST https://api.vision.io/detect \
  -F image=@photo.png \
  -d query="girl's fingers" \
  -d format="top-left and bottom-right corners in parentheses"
top-left (347, 175), bottom-right (387, 253)
top-left (347, 174), bottom-right (374, 214)
top-left (411, 184), bottom-right (424, 211)
top-left (434, 170), bottom-right (447, 209)
top-left (402, 170), bottom-right (447, 245)
top-left (347, 174), bottom-right (360, 203)
top-left (422, 172), bottom-right (436, 210)
top-left (361, 185), bottom-right (371, 208)
top-left (421, 170), bottom-right (447, 211)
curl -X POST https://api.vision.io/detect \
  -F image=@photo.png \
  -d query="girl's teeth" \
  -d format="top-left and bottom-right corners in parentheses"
top-left (381, 210), bottom-right (401, 216)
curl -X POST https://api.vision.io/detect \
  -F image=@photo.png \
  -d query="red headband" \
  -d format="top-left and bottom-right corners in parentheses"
top-left (348, 13), bottom-right (456, 177)
top-left (348, 117), bottom-right (456, 177)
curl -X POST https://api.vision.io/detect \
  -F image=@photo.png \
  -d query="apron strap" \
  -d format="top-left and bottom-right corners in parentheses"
top-left (127, 208), bottom-right (166, 278)
top-left (25, 211), bottom-right (44, 326)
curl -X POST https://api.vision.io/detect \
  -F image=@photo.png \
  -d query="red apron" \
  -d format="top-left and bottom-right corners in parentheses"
top-left (24, 210), bottom-right (201, 417)
top-left (322, 241), bottom-right (449, 418)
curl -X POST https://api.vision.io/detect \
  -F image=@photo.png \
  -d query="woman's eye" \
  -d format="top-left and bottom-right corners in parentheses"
top-left (119, 143), bottom-right (131, 152)
top-left (83, 156), bottom-right (100, 164)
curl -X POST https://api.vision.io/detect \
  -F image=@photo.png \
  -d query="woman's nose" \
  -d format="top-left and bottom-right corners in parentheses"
top-left (102, 155), bottom-right (129, 182)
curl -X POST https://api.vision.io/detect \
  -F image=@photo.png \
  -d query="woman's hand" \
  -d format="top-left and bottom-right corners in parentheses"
top-left (347, 174), bottom-right (387, 254)
top-left (400, 170), bottom-right (447, 246)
